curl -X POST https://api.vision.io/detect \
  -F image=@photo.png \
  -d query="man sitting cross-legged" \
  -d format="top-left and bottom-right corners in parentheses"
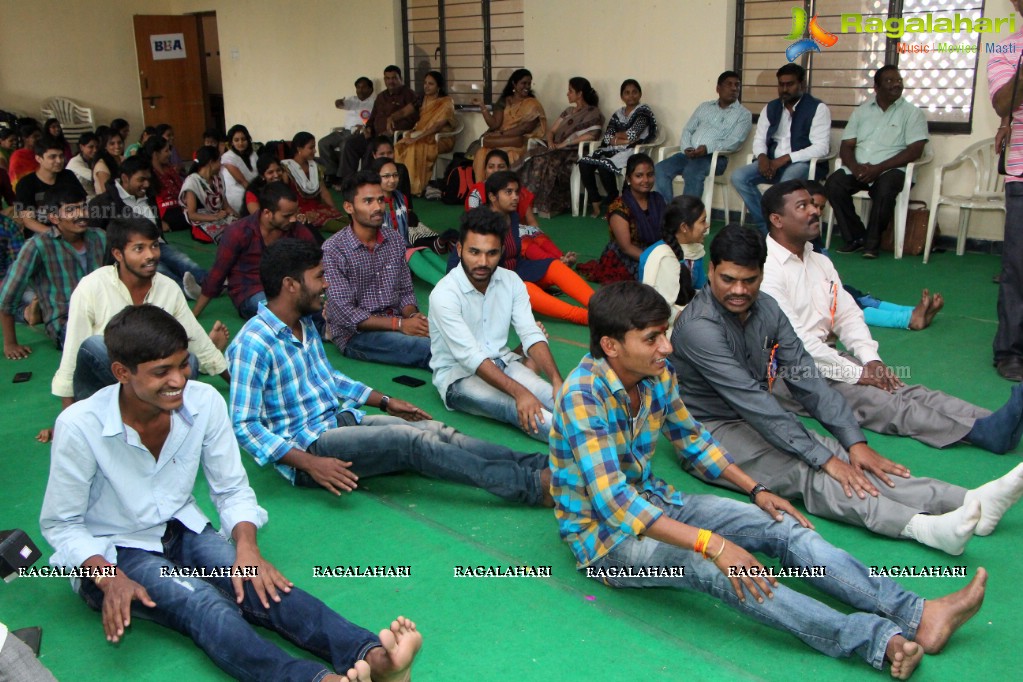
top-left (227, 237), bottom-right (552, 506)
top-left (550, 280), bottom-right (986, 680)
top-left (322, 170), bottom-right (431, 369)
top-left (40, 304), bottom-right (421, 682)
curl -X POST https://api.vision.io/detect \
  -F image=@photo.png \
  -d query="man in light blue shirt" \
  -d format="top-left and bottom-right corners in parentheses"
top-left (825, 65), bottom-right (929, 258)
top-left (654, 71), bottom-right (752, 202)
top-left (430, 207), bottom-right (564, 442)
top-left (40, 304), bottom-right (422, 681)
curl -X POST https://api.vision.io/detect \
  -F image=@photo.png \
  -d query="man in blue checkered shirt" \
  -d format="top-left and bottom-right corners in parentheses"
top-left (227, 237), bottom-right (552, 506)
top-left (549, 280), bottom-right (985, 677)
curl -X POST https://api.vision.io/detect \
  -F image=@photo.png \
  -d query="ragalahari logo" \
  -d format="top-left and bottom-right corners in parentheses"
top-left (786, 7), bottom-right (839, 61)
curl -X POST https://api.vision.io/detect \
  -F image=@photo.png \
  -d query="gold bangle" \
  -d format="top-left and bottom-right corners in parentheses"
top-left (708, 537), bottom-right (726, 562)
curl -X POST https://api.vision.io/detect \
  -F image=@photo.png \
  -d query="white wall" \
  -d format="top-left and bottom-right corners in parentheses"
top-left (0, 0), bottom-right (1009, 240)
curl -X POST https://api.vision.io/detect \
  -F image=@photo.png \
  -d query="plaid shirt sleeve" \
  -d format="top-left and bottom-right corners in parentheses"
top-left (659, 367), bottom-right (733, 479)
top-left (557, 385), bottom-right (663, 538)
top-left (227, 335), bottom-right (293, 466)
top-left (0, 215), bottom-right (25, 278)
top-left (0, 238), bottom-right (38, 315)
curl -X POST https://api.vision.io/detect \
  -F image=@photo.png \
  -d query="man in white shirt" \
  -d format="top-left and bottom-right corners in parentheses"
top-left (731, 63), bottom-right (831, 235)
top-left (429, 207), bottom-right (563, 442)
top-left (761, 180), bottom-right (1023, 455)
top-left (52, 217), bottom-right (229, 409)
top-left (319, 76), bottom-right (376, 186)
top-left (40, 304), bottom-right (421, 681)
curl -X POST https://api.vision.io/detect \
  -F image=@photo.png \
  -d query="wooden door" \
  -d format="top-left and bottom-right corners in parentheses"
top-left (133, 15), bottom-right (208, 160)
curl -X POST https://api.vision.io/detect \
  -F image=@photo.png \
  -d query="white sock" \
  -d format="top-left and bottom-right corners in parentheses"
top-left (964, 462), bottom-right (1023, 536)
top-left (902, 500), bottom-right (981, 556)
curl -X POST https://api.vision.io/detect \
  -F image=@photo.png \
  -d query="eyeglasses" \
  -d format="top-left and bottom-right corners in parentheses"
top-left (379, 172), bottom-right (400, 179)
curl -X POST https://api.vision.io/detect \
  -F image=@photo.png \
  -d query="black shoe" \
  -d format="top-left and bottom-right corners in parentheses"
top-left (862, 250), bottom-right (879, 259)
top-left (835, 240), bottom-right (863, 254)
top-left (996, 357), bottom-right (1023, 382)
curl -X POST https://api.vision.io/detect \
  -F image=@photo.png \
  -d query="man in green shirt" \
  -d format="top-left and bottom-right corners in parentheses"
top-left (825, 65), bottom-right (928, 258)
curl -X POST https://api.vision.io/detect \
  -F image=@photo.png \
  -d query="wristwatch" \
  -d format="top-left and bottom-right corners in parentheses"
top-left (749, 482), bottom-right (771, 503)
top-left (379, 395), bottom-right (391, 412)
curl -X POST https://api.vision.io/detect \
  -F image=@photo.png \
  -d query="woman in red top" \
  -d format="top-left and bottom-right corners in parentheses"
top-left (143, 135), bottom-right (189, 232)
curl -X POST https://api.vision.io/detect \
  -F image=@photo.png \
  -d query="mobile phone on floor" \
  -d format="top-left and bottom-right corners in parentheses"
top-left (393, 375), bottom-right (426, 388)
top-left (13, 371), bottom-right (32, 383)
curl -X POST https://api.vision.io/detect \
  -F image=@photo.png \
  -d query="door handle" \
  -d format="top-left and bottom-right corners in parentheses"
top-left (144, 95), bottom-right (164, 109)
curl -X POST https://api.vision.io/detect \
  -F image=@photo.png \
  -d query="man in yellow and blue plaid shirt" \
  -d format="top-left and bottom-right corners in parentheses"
top-left (549, 281), bottom-right (985, 676)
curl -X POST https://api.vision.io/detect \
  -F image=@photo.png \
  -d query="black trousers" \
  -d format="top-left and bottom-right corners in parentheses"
top-left (824, 168), bottom-right (905, 251)
top-left (579, 162), bottom-right (619, 204)
top-left (996, 182), bottom-right (1023, 362)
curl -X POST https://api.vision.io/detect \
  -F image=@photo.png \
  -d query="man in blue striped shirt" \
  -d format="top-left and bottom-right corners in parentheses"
top-left (654, 71), bottom-right (751, 202)
top-left (551, 280), bottom-right (985, 677)
top-left (227, 237), bottom-right (551, 505)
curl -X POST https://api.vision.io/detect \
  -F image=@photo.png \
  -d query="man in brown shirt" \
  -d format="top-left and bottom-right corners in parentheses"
top-left (339, 65), bottom-right (421, 181)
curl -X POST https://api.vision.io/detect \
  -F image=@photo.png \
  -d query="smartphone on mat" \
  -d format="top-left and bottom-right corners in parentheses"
top-left (13, 372), bottom-right (32, 383)
top-left (393, 375), bottom-right (426, 388)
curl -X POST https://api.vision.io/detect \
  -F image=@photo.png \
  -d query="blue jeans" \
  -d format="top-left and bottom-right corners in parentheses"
top-left (76, 522), bottom-right (379, 681)
top-left (588, 493), bottom-right (922, 670)
top-left (73, 335), bottom-right (200, 401)
top-left (446, 358), bottom-right (555, 443)
top-left (158, 244), bottom-right (207, 289)
top-left (342, 330), bottom-right (431, 369)
top-left (297, 414), bottom-right (548, 505)
top-left (731, 160), bottom-right (813, 234)
top-left (654, 152), bottom-right (728, 202)
top-left (238, 292), bottom-right (268, 320)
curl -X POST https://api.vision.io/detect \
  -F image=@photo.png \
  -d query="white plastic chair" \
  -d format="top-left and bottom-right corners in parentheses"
top-left (657, 145), bottom-right (735, 221)
top-left (40, 97), bottom-right (95, 143)
top-left (394, 113), bottom-right (465, 180)
top-left (923, 138), bottom-right (1005, 264)
top-left (824, 143), bottom-right (933, 259)
top-left (569, 128), bottom-right (666, 217)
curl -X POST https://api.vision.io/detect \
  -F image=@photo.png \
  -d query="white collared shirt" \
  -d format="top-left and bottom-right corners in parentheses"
top-left (40, 382), bottom-right (267, 569)
top-left (761, 235), bottom-right (881, 383)
top-left (428, 265), bottom-right (548, 407)
top-left (752, 97), bottom-right (832, 163)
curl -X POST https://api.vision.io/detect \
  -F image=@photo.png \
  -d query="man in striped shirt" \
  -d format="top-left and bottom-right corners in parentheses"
top-left (989, 1), bottom-right (1023, 381)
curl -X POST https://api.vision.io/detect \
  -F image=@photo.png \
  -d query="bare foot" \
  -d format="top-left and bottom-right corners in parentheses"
top-left (540, 467), bottom-right (555, 508)
top-left (208, 320), bottom-right (230, 351)
top-left (886, 636), bottom-right (923, 679)
top-left (24, 298), bottom-right (41, 326)
top-left (924, 293), bottom-right (944, 327)
top-left (561, 251), bottom-right (578, 267)
top-left (908, 290), bottom-right (932, 330)
top-left (366, 616), bottom-right (422, 682)
top-left (915, 568), bottom-right (987, 654)
top-left (326, 659), bottom-right (371, 682)
top-left (590, 201), bottom-right (603, 218)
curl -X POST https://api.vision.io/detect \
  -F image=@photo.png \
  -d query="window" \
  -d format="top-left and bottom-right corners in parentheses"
top-left (735, 0), bottom-right (989, 133)
top-left (402, 0), bottom-right (524, 108)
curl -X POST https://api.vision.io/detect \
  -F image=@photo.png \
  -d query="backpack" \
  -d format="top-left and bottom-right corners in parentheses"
top-left (441, 154), bottom-right (474, 205)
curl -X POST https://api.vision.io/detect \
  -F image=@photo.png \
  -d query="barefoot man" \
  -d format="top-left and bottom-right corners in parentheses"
top-left (40, 304), bottom-right (422, 682)
top-left (550, 280), bottom-right (986, 679)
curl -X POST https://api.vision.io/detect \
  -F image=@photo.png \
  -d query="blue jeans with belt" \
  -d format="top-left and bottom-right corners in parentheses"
top-left (76, 522), bottom-right (380, 681)
top-left (585, 493), bottom-right (923, 670)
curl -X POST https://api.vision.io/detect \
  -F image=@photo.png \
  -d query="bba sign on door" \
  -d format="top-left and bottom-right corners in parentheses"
top-left (151, 33), bottom-right (186, 60)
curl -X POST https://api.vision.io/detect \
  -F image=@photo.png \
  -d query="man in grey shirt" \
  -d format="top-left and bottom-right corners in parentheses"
top-left (669, 224), bottom-right (1023, 556)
